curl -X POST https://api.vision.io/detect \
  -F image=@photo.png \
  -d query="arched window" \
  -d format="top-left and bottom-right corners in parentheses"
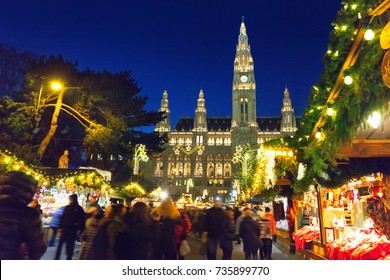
top-left (216, 162), bottom-right (223, 178)
top-left (195, 155), bottom-right (203, 176)
top-left (240, 97), bottom-right (249, 123)
top-left (224, 163), bottom-right (231, 177)
top-left (207, 163), bottom-right (214, 177)
top-left (155, 159), bottom-right (163, 176)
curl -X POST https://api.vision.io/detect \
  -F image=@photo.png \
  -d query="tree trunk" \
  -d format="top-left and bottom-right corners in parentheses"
top-left (37, 89), bottom-right (65, 161)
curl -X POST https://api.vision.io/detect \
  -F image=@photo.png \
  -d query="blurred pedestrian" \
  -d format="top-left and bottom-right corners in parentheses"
top-left (175, 207), bottom-right (192, 260)
top-left (220, 209), bottom-right (237, 260)
top-left (258, 211), bottom-right (272, 260)
top-left (78, 206), bottom-right (101, 260)
top-left (239, 209), bottom-right (259, 260)
top-left (235, 207), bottom-right (249, 244)
top-left (155, 197), bottom-right (181, 260)
top-left (117, 202), bottom-right (159, 260)
top-left (203, 201), bottom-right (225, 260)
top-left (0, 171), bottom-right (47, 259)
top-left (93, 204), bottom-right (126, 260)
top-left (54, 194), bottom-right (86, 260)
top-left (233, 207), bottom-right (242, 244)
top-left (48, 206), bottom-right (65, 247)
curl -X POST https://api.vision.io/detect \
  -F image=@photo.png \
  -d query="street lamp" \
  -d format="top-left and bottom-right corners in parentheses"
top-left (133, 144), bottom-right (149, 175)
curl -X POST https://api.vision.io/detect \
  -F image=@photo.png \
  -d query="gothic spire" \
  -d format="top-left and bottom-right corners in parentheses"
top-left (155, 90), bottom-right (170, 133)
top-left (194, 89), bottom-right (207, 132)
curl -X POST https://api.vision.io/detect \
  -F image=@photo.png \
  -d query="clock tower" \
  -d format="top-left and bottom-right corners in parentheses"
top-left (232, 18), bottom-right (258, 147)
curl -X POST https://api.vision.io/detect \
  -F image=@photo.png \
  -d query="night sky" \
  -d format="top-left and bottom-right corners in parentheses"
top-left (0, 0), bottom-right (342, 129)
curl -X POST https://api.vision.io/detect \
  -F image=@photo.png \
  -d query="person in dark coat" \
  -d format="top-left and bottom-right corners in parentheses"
top-left (117, 202), bottom-right (159, 260)
top-left (93, 204), bottom-right (126, 260)
top-left (155, 197), bottom-right (181, 260)
top-left (54, 193), bottom-right (86, 260)
top-left (239, 209), bottom-right (260, 260)
top-left (203, 201), bottom-right (226, 260)
top-left (219, 209), bottom-right (237, 260)
top-left (233, 207), bottom-right (242, 244)
top-left (0, 171), bottom-right (47, 260)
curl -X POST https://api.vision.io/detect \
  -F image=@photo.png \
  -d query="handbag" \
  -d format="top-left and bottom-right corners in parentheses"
top-left (179, 240), bottom-right (191, 256)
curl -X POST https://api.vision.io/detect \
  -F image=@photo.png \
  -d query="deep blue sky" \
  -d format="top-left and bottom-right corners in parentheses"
top-left (0, 0), bottom-right (342, 128)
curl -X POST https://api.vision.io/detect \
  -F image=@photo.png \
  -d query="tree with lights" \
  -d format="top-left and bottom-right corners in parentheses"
top-left (232, 144), bottom-right (257, 201)
top-left (289, 0), bottom-right (390, 193)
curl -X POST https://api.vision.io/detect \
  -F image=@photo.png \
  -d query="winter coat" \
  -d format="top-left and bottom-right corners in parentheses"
top-left (59, 194), bottom-right (86, 233)
top-left (175, 211), bottom-right (192, 245)
top-left (0, 172), bottom-right (47, 260)
top-left (263, 212), bottom-right (276, 235)
top-left (156, 216), bottom-right (179, 258)
top-left (78, 216), bottom-right (100, 260)
top-left (116, 219), bottom-right (159, 260)
top-left (93, 216), bottom-right (125, 260)
top-left (50, 206), bottom-right (65, 228)
top-left (204, 206), bottom-right (225, 238)
top-left (239, 216), bottom-right (260, 254)
top-left (220, 216), bottom-right (236, 250)
top-left (258, 218), bottom-right (272, 239)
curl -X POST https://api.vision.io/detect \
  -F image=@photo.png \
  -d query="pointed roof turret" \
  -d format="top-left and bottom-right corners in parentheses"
top-left (283, 87), bottom-right (292, 108)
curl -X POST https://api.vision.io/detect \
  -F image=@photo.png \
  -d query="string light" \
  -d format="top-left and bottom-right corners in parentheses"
top-left (344, 75), bottom-right (353, 85)
top-left (364, 29), bottom-right (375, 41)
top-left (327, 108), bottom-right (335, 116)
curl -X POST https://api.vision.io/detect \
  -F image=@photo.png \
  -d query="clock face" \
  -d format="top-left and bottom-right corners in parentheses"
top-left (240, 75), bottom-right (248, 82)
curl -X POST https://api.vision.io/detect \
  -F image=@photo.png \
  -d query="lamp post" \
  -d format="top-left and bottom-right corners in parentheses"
top-left (133, 144), bottom-right (149, 175)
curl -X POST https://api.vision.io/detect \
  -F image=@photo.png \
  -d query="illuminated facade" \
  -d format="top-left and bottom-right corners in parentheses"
top-left (148, 19), bottom-right (298, 202)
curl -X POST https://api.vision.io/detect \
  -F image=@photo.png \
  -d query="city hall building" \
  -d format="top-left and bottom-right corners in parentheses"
top-left (146, 20), bottom-right (298, 202)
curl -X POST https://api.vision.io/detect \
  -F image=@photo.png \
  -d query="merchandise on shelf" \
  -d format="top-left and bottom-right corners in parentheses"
top-left (292, 226), bottom-right (320, 250)
top-left (326, 228), bottom-right (390, 260)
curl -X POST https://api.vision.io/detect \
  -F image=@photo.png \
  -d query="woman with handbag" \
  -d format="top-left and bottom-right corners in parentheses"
top-left (219, 209), bottom-right (237, 260)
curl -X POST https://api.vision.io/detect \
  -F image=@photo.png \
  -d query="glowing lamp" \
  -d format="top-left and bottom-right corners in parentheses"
top-left (364, 29), bottom-right (375, 41)
top-left (315, 132), bottom-right (322, 139)
top-left (327, 108), bottom-right (335, 116)
top-left (344, 75), bottom-right (353, 85)
top-left (51, 81), bottom-right (63, 91)
top-left (368, 111), bottom-right (381, 129)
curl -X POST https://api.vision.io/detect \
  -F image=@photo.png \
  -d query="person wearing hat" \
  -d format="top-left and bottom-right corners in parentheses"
top-left (54, 193), bottom-right (86, 260)
top-left (0, 171), bottom-right (47, 259)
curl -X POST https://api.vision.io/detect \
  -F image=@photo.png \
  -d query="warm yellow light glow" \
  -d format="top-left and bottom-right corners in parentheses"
top-left (341, 25), bottom-right (347, 31)
top-left (14, 165), bottom-right (20, 170)
top-left (364, 29), bottom-right (374, 41)
top-left (368, 111), bottom-right (381, 129)
top-left (51, 81), bottom-right (62, 91)
top-left (327, 108), bottom-right (335, 116)
top-left (315, 132), bottom-right (322, 139)
top-left (288, 151), bottom-right (293, 157)
top-left (344, 75), bottom-right (353, 85)
top-left (351, 4), bottom-right (357, 10)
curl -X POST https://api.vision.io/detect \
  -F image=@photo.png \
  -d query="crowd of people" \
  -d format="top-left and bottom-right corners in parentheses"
top-left (0, 171), bottom-right (277, 260)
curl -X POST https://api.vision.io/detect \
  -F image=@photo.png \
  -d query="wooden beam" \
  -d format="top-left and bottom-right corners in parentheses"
top-left (338, 140), bottom-right (390, 158)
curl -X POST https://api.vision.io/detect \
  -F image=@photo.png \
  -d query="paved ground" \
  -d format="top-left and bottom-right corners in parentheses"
top-left (42, 232), bottom-right (304, 260)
